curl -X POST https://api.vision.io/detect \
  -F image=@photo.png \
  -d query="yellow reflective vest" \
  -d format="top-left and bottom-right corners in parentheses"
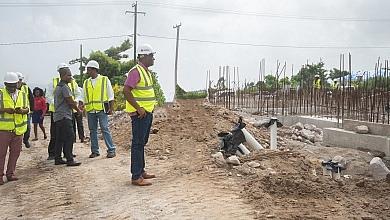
top-left (313, 78), bottom-right (321, 89)
top-left (125, 64), bottom-right (156, 113)
top-left (49, 77), bottom-right (78, 112)
top-left (83, 75), bottom-right (109, 112)
top-left (20, 84), bottom-right (31, 113)
top-left (0, 88), bottom-right (28, 135)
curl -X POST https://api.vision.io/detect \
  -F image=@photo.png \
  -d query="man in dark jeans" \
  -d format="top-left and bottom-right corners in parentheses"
top-left (53, 63), bottom-right (81, 167)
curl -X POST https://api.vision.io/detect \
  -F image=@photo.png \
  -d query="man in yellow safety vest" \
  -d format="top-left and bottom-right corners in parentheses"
top-left (313, 74), bottom-right (321, 89)
top-left (82, 60), bottom-right (116, 159)
top-left (0, 72), bottom-right (29, 185)
top-left (124, 44), bottom-right (157, 186)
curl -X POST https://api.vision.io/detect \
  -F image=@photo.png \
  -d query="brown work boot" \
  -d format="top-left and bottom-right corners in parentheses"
top-left (6, 175), bottom-right (19, 182)
top-left (131, 177), bottom-right (152, 186)
top-left (142, 172), bottom-right (156, 179)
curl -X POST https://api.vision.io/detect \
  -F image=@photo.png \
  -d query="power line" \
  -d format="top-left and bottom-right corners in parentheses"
top-left (0, 1), bottom-right (389, 22)
top-left (140, 2), bottom-right (390, 22)
top-left (1, 33), bottom-right (390, 49)
top-left (138, 33), bottom-right (390, 49)
top-left (0, 34), bottom-right (132, 46)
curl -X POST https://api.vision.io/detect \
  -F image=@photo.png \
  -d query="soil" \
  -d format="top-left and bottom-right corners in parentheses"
top-left (1, 99), bottom-right (389, 219)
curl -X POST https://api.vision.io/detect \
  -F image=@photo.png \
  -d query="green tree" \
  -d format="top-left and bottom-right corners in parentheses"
top-left (329, 68), bottom-right (349, 79)
top-left (264, 74), bottom-right (277, 89)
top-left (292, 62), bottom-right (327, 88)
top-left (104, 39), bottom-right (132, 60)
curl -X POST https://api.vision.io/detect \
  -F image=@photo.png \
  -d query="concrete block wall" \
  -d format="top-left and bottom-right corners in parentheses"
top-left (278, 115), bottom-right (340, 129)
top-left (323, 127), bottom-right (390, 156)
top-left (343, 119), bottom-right (390, 137)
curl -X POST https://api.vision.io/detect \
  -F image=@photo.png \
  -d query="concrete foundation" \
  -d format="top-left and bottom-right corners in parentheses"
top-left (323, 127), bottom-right (390, 156)
top-left (343, 119), bottom-right (390, 137)
top-left (278, 115), bottom-right (340, 129)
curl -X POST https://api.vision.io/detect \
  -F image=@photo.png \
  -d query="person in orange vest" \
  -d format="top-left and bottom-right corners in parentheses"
top-left (0, 72), bottom-right (29, 185)
top-left (124, 44), bottom-right (157, 186)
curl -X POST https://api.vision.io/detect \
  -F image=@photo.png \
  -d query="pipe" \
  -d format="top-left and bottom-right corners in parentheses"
top-left (270, 121), bottom-right (277, 150)
top-left (238, 143), bottom-right (250, 155)
top-left (241, 128), bottom-right (264, 150)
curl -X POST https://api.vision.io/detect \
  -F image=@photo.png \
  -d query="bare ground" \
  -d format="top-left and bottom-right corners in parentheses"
top-left (1, 99), bottom-right (389, 219)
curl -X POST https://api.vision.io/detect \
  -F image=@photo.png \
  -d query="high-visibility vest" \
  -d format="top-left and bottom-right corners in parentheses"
top-left (0, 88), bottom-right (28, 135)
top-left (125, 64), bottom-right (156, 113)
top-left (20, 84), bottom-right (31, 113)
top-left (313, 78), bottom-right (321, 89)
top-left (83, 75), bottom-right (109, 112)
top-left (332, 81), bottom-right (339, 89)
top-left (49, 77), bottom-right (78, 112)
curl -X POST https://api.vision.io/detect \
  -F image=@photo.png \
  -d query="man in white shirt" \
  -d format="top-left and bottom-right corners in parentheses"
top-left (82, 60), bottom-right (116, 158)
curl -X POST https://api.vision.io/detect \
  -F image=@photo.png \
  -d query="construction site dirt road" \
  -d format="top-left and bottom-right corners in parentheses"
top-left (1, 99), bottom-right (389, 219)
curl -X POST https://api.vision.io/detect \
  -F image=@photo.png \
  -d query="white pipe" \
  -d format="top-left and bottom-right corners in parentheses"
top-left (241, 128), bottom-right (263, 150)
top-left (236, 150), bottom-right (243, 157)
top-left (238, 143), bottom-right (250, 155)
top-left (270, 122), bottom-right (277, 150)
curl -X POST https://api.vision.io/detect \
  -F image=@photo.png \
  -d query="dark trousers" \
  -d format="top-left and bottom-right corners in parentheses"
top-left (48, 112), bottom-right (56, 157)
top-left (131, 112), bottom-right (153, 180)
top-left (23, 114), bottom-right (31, 145)
top-left (72, 112), bottom-right (85, 141)
top-left (54, 118), bottom-right (75, 162)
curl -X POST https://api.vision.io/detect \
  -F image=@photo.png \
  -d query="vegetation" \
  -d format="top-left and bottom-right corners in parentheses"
top-left (71, 39), bottom-right (166, 110)
top-left (176, 84), bottom-right (207, 99)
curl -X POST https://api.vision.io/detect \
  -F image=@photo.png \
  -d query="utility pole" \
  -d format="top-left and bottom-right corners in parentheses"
top-left (69, 44), bottom-right (86, 85)
top-left (126, 1), bottom-right (145, 62)
top-left (173, 23), bottom-right (182, 100)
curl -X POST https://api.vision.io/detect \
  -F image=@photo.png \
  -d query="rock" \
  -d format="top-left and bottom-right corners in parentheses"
top-left (297, 136), bottom-right (303, 142)
top-left (332, 155), bottom-right (347, 168)
top-left (237, 164), bottom-right (255, 175)
top-left (226, 155), bottom-right (240, 165)
top-left (253, 119), bottom-right (269, 128)
top-left (212, 152), bottom-right (226, 166)
top-left (300, 129), bottom-right (315, 142)
top-left (361, 216), bottom-right (374, 220)
top-left (247, 161), bottom-right (261, 168)
top-left (314, 133), bottom-right (323, 142)
top-left (369, 157), bottom-right (390, 180)
top-left (291, 134), bottom-right (298, 140)
top-left (356, 180), bottom-right (366, 187)
top-left (292, 122), bottom-right (304, 130)
top-left (304, 124), bottom-right (317, 131)
top-left (158, 156), bottom-right (168, 160)
top-left (356, 125), bottom-right (369, 134)
top-left (151, 128), bottom-right (159, 134)
top-left (266, 214), bottom-right (276, 218)
top-left (313, 127), bottom-right (323, 134)
top-left (368, 150), bottom-right (386, 158)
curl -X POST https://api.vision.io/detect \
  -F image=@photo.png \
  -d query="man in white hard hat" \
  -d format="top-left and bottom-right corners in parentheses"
top-left (0, 72), bottom-right (30, 185)
top-left (124, 44), bottom-right (157, 186)
top-left (53, 64), bottom-right (81, 166)
top-left (313, 74), bottom-right (321, 89)
top-left (16, 72), bottom-right (34, 148)
top-left (82, 60), bottom-right (116, 158)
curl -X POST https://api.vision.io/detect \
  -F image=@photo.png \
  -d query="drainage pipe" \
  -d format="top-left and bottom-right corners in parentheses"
top-left (241, 128), bottom-right (264, 150)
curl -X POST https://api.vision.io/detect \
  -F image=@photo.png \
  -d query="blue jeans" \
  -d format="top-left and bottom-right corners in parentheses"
top-left (131, 112), bottom-right (153, 180)
top-left (87, 111), bottom-right (116, 154)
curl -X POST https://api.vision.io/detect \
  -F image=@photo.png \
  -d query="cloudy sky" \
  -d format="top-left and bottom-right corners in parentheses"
top-left (1, 0), bottom-right (390, 101)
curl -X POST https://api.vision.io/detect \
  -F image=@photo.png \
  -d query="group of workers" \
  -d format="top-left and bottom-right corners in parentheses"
top-left (0, 43), bottom-right (157, 186)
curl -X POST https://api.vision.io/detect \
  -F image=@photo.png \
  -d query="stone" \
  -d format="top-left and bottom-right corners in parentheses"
top-left (253, 119), bottom-right (270, 128)
top-left (356, 180), bottom-right (365, 187)
top-left (226, 155), bottom-right (241, 165)
top-left (297, 136), bottom-right (303, 141)
top-left (314, 127), bottom-right (323, 134)
top-left (151, 128), bottom-right (159, 134)
top-left (247, 161), bottom-right (261, 168)
top-left (237, 164), bottom-right (255, 175)
top-left (292, 122), bottom-right (304, 130)
top-left (158, 156), bottom-right (168, 160)
top-left (304, 124), bottom-right (317, 131)
top-left (314, 133), bottom-right (323, 142)
top-left (212, 152), bottom-right (226, 166)
top-left (356, 125), bottom-right (369, 134)
top-left (369, 157), bottom-right (390, 180)
top-left (291, 134), bottom-right (298, 140)
top-left (300, 129), bottom-right (315, 142)
top-left (332, 155), bottom-right (347, 168)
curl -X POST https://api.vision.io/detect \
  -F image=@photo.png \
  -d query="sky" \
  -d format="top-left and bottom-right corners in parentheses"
top-left (1, 0), bottom-right (390, 101)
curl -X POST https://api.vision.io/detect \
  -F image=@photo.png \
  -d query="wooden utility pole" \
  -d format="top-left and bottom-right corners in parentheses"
top-left (126, 1), bottom-right (145, 62)
top-left (173, 23), bottom-right (182, 100)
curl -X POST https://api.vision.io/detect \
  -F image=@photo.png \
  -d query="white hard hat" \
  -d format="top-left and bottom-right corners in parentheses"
top-left (137, 44), bottom-right (155, 55)
top-left (86, 60), bottom-right (99, 69)
top-left (315, 74), bottom-right (320, 77)
top-left (57, 63), bottom-right (69, 71)
top-left (15, 72), bottom-right (24, 80)
top-left (4, 72), bottom-right (19, 83)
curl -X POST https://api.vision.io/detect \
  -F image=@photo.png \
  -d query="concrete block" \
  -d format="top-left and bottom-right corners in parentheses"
top-left (323, 128), bottom-right (390, 156)
top-left (343, 119), bottom-right (390, 137)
